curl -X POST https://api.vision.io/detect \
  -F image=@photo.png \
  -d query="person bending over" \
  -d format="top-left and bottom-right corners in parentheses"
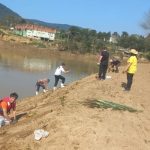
top-left (0, 92), bottom-right (18, 127)
top-left (36, 78), bottom-right (50, 95)
top-left (108, 58), bottom-right (121, 73)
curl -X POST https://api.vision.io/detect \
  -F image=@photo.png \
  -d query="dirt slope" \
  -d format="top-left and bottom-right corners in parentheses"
top-left (0, 63), bottom-right (150, 150)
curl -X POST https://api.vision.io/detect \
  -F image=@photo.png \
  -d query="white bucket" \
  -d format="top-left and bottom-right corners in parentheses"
top-left (0, 116), bottom-right (5, 127)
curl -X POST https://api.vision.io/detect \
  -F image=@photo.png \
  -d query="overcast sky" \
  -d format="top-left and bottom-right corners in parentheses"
top-left (0, 0), bottom-right (150, 35)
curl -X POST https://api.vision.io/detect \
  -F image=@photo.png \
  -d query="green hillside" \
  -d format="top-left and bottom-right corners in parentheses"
top-left (0, 3), bottom-right (23, 26)
top-left (0, 3), bottom-right (76, 30)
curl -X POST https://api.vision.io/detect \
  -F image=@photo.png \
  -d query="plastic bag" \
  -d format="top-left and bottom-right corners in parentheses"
top-left (34, 129), bottom-right (49, 140)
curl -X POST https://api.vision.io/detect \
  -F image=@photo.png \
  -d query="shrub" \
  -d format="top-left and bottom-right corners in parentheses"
top-left (145, 52), bottom-right (150, 60)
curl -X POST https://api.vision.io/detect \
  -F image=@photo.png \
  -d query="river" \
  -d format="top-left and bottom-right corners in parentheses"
top-left (0, 44), bottom-right (97, 99)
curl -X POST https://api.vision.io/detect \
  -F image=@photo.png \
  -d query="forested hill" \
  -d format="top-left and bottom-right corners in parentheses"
top-left (0, 3), bottom-right (22, 22)
top-left (0, 3), bottom-right (74, 30)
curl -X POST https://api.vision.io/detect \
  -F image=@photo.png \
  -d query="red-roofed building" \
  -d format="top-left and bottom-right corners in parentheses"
top-left (14, 24), bottom-right (57, 41)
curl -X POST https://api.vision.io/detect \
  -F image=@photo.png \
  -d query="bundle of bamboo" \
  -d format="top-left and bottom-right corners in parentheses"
top-left (90, 100), bottom-right (141, 112)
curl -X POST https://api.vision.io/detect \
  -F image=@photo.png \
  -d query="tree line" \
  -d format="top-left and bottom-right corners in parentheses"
top-left (54, 26), bottom-right (150, 60)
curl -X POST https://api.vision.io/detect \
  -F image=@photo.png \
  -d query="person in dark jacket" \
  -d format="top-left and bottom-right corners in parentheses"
top-left (97, 47), bottom-right (109, 80)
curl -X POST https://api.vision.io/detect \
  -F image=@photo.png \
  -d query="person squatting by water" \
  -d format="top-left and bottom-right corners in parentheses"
top-left (35, 78), bottom-right (50, 95)
top-left (108, 57), bottom-right (121, 73)
top-left (53, 63), bottom-right (69, 90)
top-left (123, 49), bottom-right (138, 91)
top-left (97, 47), bottom-right (109, 80)
top-left (0, 92), bottom-right (18, 127)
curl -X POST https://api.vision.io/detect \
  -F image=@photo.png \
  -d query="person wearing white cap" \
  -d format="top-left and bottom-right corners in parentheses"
top-left (123, 49), bottom-right (138, 91)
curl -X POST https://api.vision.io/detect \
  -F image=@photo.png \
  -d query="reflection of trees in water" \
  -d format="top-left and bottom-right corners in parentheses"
top-left (23, 58), bottom-right (52, 71)
top-left (0, 47), bottom-right (97, 74)
top-left (0, 52), bottom-right (52, 72)
top-left (60, 58), bottom-right (97, 75)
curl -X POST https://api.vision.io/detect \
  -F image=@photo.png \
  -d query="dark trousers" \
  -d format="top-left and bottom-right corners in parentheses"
top-left (126, 73), bottom-right (134, 90)
top-left (36, 83), bottom-right (45, 92)
top-left (54, 75), bottom-right (65, 87)
top-left (99, 63), bottom-right (108, 80)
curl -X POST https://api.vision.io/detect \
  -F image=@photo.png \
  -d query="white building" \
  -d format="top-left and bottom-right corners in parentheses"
top-left (109, 35), bottom-right (118, 43)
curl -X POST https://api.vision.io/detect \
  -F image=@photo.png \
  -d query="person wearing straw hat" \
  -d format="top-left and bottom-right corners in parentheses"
top-left (123, 49), bottom-right (138, 91)
top-left (0, 92), bottom-right (18, 127)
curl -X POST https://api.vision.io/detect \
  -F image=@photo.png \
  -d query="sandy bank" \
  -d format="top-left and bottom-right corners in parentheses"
top-left (0, 62), bottom-right (150, 150)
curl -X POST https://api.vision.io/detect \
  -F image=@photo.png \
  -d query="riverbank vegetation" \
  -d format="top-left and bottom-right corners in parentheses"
top-left (55, 26), bottom-right (150, 58)
top-left (0, 25), bottom-right (150, 60)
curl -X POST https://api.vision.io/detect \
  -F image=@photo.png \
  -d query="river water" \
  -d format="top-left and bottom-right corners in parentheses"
top-left (0, 47), bottom-right (97, 99)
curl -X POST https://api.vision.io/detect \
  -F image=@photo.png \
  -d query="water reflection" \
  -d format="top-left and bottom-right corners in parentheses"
top-left (23, 58), bottom-right (52, 71)
top-left (0, 52), bottom-right (52, 72)
top-left (0, 49), bottom-right (97, 99)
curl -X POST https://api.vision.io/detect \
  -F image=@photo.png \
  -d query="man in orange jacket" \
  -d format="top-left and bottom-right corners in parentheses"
top-left (0, 92), bottom-right (18, 127)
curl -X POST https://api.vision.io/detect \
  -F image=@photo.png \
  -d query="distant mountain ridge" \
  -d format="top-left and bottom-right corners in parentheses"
top-left (0, 3), bottom-right (21, 19)
top-left (0, 3), bottom-right (76, 30)
top-left (26, 19), bottom-right (72, 30)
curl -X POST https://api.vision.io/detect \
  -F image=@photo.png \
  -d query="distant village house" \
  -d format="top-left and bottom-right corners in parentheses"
top-left (109, 35), bottom-right (118, 43)
top-left (14, 24), bottom-right (57, 41)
